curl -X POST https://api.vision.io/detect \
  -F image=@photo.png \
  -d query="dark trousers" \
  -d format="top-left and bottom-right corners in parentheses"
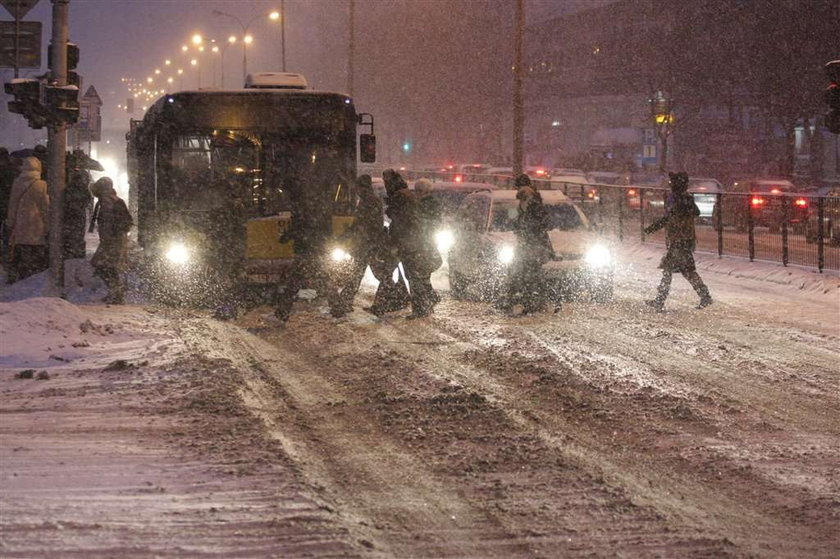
top-left (654, 269), bottom-right (710, 304)
top-left (275, 251), bottom-right (338, 321)
top-left (94, 265), bottom-right (125, 303)
top-left (402, 253), bottom-right (438, 316)
top-left (499, 258), bottom-right (544, 313)
top-left (8, 244), bottom-right (48, 283)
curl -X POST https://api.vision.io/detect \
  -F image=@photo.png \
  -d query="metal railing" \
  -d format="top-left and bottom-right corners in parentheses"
top-left (365, 167), bottom-right (839, 272)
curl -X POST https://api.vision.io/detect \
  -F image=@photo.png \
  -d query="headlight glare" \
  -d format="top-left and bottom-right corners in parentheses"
top-left (435, 229), bottom-right (455, 253)
top-left (330, 247), bottom-right (352, 262)
top-left (585, 244), bottom-right (612, 268)
top-left (165, 241), bottom-right (190, 265)
top-left (498, 244), bottom-right (515, 265)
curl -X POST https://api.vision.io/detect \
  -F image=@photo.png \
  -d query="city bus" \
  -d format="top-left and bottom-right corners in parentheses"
top-left (126, 74), bottom-right (375, 301)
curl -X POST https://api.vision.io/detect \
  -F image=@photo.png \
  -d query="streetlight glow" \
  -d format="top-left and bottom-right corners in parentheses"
top-left (177, 69), bottom-right (183, 74)
top-left (269, 11), bottom-right (280, 20)
top-left (191, 33), bottom-right (203, 46)
top-left (198, 45), bottom-right (205, 52)
top-left (167, 77), bottom-right (174, 83)
top-left (244, 34), bottom-right (253, 45)
top-left (165, 59), bottom-right (171, 66)
top-left (190, 59), bottom-right (198, 66)
top-left (155, 69), bottom-right (161, 74)
top-left (212, 45), bottom-right (219, 53)
top-left (181, 45), bottom-right (188, 52)
top-left (147, 77), bottom-right (153, 83)
top-left (228, 35), bottom-right (237, 44)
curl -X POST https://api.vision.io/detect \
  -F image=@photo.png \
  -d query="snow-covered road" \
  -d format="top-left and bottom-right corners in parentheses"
top-left (1, 244), bottom-right (838, 556)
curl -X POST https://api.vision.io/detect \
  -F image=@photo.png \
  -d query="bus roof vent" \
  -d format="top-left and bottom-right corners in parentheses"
top-left (244, 72), bottom-right (308, 90)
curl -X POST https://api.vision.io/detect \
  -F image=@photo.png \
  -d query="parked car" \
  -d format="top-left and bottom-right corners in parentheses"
top-left (687, 178), bottom-right (723, 220)
top-left (723, 178), bottom-right (809, 233)
top-left (447, 189), bottom-right (615, 304)
top-left (805, 186), bottom-right (840, 245)
top-left (549, 169), bottom-right (598, 201)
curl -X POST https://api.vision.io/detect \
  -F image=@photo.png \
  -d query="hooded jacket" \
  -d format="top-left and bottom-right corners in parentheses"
top-left (6, 157), bottom-right (49, 246)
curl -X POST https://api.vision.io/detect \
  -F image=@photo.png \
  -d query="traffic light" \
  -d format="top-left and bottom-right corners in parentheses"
top-left (4, 78), bottom-right (49, 129)
top-left (47, 42), bottom-right (81, 89)
top-left (45, 84), bottom-right (80, 123)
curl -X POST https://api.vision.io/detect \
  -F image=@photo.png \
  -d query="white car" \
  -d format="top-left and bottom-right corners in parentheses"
top-left (447, 189), bottom-right (615, 304)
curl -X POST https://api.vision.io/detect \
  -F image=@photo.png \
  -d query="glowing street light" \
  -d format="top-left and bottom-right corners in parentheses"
top-left (212, 9), bottom-right (281, 82)
top-left (181, 45), bottom-right (188, 52)
top-left (154, 68), bottom-right (161, 74)
top-left (165, 59), bottom-right (171, 66)
top-left (190, 59), bottom-right (197, 66)
top-left (191, 33), bottom-right (203, 46)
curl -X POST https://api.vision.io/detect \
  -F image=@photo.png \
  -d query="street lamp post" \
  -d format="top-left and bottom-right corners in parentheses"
top-left (212, 9), bottom-right (280, 84)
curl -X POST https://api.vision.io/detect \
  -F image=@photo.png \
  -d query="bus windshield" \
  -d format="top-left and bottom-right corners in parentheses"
top-left (164, 130), bottom-right (353, 217)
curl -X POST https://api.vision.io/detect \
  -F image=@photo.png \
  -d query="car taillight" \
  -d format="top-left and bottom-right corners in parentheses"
top-left (454, 174), bottom-right (463, 183)
top-left (627, 189), bottom-right (636, 196)
top-left (751, 196), bottom-right (765, 207)
top-left (794, 198), bottom-right (808, 208)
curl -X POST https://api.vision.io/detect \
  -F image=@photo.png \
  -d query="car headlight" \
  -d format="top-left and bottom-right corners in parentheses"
top-left (164, 241), bottom-right (190, 265)
top-left (584, 244), bottom-right (612, 268)
top-left (498, 244), bottom-right (515, 265)
top-left (329, 247), bottom-right (352, 263)
top-left (435, 229), bottom-right (455, 254)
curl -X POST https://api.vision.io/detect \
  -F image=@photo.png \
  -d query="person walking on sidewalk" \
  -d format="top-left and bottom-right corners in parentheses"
top-left (644, 172), bottom-right (712, 312)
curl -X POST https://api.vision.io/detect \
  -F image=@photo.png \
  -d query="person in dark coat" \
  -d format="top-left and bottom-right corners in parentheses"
top-left (332, 175), bottom-right (387, 317)
top-left (62, 166), bottom-right (92, 259)
top-left (90, 177), bottom-right (133, 304)
top-left (408, 177), bottom-right (443, 312)
top-left (274, 176), bottom-right (339, 322)
top-left (644, 172), bottom-right (712, 311)
top-left (365, 170), bottom-right (411, 316)
top-left (0, 147), bottom-right (17, 274)
top-left (497, 183), bottom-right (554, 315)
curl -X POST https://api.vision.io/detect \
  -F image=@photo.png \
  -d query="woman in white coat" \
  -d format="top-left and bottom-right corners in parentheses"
top-left (6, 156), bottom-right (49, 282)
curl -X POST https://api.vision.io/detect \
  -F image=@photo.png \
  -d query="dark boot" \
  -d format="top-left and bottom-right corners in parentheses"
top-left (686, 271), bottom-right (712, 309)
top-left (646, 271), bottom-right (671, 311)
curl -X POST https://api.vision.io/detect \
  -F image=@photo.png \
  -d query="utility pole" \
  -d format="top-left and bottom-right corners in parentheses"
top-left (348, 0), bottom-right (354, 96)
top-left (280, 0), bottom-right (286, 72)
top-left (512, 0), bottom-right (524, 177)
top-left (47, 0), bottom-right (69, 295)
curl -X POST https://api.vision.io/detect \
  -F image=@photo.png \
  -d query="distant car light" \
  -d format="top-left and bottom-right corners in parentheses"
top-left (794, 198), bottom-right (808, 208)
top-left (751, 196), bottom-right (765, 207)
top-left (627, 189), bottom-right (636, 196)
top-left (435, 229), bottom-right (455, 253)
top-left (584, 245), bottom-right (612, 268)
top-left (165, 241), bottom-right (190, 265)
top-left (498, 244), bottom-right (515, 265)
top-left (330, 247), bottom-right (352, 262)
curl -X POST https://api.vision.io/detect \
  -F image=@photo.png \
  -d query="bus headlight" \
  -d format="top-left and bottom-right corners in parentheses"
top-left (498, 244), bottom-right (515, 265)
top-left (435, 229), bottom-right (455, 253)
top-left (330, 247), bottom-right (352, 263)
top-left (165, 241), bottom-right (191, 265)
top-left (584, 245), bottom-right (612, 268)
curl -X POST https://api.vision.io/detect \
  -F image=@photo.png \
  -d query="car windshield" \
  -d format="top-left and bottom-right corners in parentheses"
top-left (490, 203), bottom-right (584, 232)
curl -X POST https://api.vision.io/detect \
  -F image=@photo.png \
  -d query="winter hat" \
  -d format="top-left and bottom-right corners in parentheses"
top-left (669, 172), bottom-right (689, 192)
top-left (414, 178), bottom-right (433, 194)
top-left (91, 176), bottom-right (114, 198)
top-left (514, 173), bottom-right (532, 188)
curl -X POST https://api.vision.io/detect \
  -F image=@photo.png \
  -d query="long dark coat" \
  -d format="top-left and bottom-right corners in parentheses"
top-left (645, 191), bottom-right (700, 273)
